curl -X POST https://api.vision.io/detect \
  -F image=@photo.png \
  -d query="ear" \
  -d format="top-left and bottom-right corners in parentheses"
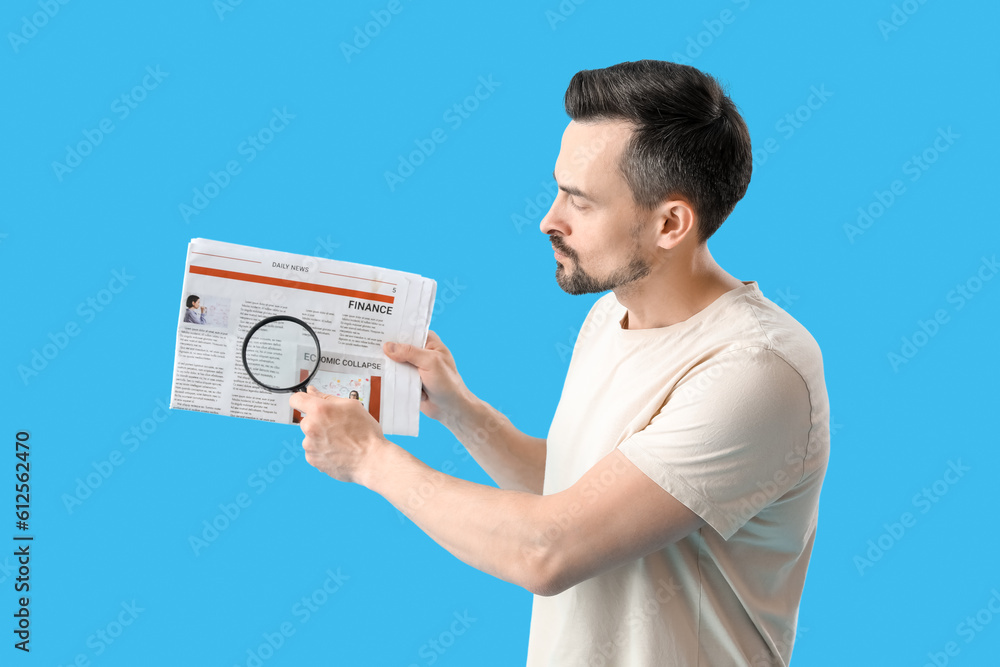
top-left (654, 198), bottom-right (698, 250)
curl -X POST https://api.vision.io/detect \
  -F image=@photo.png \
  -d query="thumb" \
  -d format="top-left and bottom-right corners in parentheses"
top-left (306, 385), bottom-right (333, 399)
top-left (383, 340), bottom-right (407, 359)
top-left (383, 340), bottom-right (433, 368)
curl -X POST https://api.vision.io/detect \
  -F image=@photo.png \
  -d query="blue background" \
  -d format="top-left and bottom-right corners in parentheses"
top-left (3, 0), bottom-right (999, 665)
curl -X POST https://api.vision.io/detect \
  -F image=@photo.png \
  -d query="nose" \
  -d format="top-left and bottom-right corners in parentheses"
top-left (540, 192), bottom-right (569, 237)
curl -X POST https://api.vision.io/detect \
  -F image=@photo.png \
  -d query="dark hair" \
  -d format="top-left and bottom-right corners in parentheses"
top-left (186, 295), bottom-right (200, 308)
top-left (564, 60), bottom-right (752, 242)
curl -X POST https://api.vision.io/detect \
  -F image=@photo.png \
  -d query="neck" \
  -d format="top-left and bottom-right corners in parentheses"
top-left (614, 244), bottom-right (743, 330)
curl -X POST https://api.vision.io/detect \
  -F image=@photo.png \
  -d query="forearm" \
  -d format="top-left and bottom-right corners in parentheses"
top-left (360, 441), bottom-right (549, 592)
top-left (441, 396), bottom-right (546, 494)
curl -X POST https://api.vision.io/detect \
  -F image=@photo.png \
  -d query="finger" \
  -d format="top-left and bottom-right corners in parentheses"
top-left (289, 391), bottom-right (325, 413)
top-left (425, 331), bottom-right (449, 352)
top-left (383, 340), bottom-right (439, 369)
top-left (306, 385), bottom-right (333, 399)
top-left (424, 331), bottom-right (454, 359)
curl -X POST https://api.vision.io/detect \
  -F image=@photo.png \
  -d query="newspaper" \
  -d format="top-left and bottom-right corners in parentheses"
top-left (169, 238), bottom-right (436, 436)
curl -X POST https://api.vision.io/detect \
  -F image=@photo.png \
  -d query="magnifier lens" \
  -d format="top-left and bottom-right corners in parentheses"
top-left (243, 318), bottom-right (321, 392)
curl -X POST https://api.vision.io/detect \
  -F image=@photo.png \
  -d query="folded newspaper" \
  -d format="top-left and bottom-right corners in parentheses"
top-left (169, 238), bottom-right (436, 436)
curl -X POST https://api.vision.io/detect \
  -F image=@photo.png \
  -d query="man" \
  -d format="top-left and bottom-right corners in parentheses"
top-left (289, 60), bottom-right (829, 666)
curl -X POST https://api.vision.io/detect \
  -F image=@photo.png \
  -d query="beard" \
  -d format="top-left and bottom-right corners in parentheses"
top-left (550, 233), bottom-right (652, 295)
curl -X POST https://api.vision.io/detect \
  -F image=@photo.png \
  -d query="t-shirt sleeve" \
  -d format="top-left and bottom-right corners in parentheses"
top-left (616, 346), bottom-right (814, 540)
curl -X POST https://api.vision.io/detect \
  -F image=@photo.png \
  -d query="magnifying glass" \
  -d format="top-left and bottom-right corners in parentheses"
top-left (241, 315), bottom-right (322, 393)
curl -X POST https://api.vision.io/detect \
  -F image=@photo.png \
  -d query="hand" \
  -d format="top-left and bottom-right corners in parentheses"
top-left (383, 331), bottom-right (472, 423)
top-left (288, 386), bottom-right (390, 485)
top-left (200, 306), bottom-right (207, 313)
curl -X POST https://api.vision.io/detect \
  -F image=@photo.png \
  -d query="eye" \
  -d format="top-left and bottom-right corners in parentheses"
top-left (568, 196), bottom-right (588, 211)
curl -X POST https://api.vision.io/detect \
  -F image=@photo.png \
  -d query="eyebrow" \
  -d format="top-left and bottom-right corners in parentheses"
top-left (553, 171), bottom-right (593, 201)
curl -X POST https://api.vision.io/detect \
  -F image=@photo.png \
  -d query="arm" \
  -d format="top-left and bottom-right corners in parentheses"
top-left (439, 396), bottom-right (546, 495)
top-left (384, 332), bottom-right (546, 494)
top-left (288, 389), bottom-right (705, 597)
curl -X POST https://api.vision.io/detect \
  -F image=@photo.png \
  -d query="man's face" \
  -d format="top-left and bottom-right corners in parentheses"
top-left (540, 120), bottom-right (655, 296)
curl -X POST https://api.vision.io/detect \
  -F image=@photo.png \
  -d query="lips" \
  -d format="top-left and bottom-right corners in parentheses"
top-left (550, 236), bottom-right (574, 259)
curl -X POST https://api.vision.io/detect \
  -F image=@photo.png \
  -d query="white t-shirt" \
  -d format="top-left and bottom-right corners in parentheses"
top-left (525, 281), bottom-right (829, 667)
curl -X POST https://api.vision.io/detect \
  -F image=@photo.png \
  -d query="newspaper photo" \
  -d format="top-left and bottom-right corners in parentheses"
top-left (169, 238), bottom-right (436, 436)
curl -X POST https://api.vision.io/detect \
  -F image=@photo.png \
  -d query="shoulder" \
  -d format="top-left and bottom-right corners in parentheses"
top-left (717, 284), bottom-right (825, 384)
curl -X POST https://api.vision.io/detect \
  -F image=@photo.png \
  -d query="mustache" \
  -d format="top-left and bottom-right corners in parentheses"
top-left (549, 235), bottom-right (577, 259)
